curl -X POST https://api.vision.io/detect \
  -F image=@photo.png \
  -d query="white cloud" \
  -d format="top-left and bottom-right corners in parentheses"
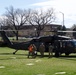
top-left (31, 0), bottom-right (76, 28)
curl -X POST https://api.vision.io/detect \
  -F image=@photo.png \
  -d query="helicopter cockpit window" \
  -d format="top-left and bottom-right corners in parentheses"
top-left (73, 41), bottom-right (76, 47)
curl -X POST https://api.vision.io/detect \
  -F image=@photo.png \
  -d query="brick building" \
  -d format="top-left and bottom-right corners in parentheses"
top-left (1, 24), bottom-right (62, 37)
top-left (18, 24), bottom-right (62, 37)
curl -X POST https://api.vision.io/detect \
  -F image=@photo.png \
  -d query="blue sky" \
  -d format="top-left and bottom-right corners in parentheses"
top-left (0, 0), bottom-right (76, 28)
top-left (0, 0), bottom-right (46, 14)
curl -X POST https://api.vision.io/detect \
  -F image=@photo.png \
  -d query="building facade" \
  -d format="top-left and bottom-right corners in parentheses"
top-left (1, 24), bottom-right (62, 37)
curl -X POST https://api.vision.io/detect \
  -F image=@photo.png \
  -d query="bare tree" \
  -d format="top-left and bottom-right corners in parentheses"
top-left (0, 17), bottom-right (7, 29)
top-left (0, 7), bottom-right (56, 39)
top-left (4, 6), bottom-right (29, 40)
top-left (28, 8), bottom-right (56, 37)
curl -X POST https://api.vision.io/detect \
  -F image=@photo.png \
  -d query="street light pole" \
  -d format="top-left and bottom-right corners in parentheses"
top-left (59, 12), bottom-right (64, 26)
top-left (34, 28), bottom-right (37, 37)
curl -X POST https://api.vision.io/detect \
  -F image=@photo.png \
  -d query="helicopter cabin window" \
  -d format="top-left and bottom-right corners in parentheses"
top-left (67, 41), bottom-right (72, 47)
top-left (60, 41), bottom-right (62, 47)
top-left (62, 42), bottom-right (66, 48)
top-left (73, 41), bottom-right (76, 47)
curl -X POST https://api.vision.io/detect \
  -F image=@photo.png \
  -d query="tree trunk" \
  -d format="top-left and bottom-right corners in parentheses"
top-left (37, 30), bottom-right (41, 37)
top-left (16, 31), bottom-right (18, 40)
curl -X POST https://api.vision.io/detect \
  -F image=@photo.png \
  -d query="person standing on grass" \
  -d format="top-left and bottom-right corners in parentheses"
top-left (28, 44), bottom-right (37, 58)
top-left (39, 43), bottom-right (45, 57)
top-left (28, 44), bottom-right (33, 58)
top-left (48, 43), bottom-right (53, 58)
top-left (32, 44), bottom-right (37, 58)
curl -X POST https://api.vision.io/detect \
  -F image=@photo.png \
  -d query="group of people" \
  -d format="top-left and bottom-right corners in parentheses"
top-left (28, 43), bottom-right (53, 58)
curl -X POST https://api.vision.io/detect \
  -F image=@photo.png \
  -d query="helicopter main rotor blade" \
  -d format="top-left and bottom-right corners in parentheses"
top-left (58, 31), bottom-right (76, 32)
top-left (0, 30), bottom-right (26, 31)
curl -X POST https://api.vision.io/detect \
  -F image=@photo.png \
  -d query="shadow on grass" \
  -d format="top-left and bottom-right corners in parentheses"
top-left (57, 55), bottom-right (76, 61)
top-left (0, 58), bottom-right (15, 60)
top-left (0, 57), bottom-right (27, 60)
top-left (0, 53), bottom-right (28, 60)
top-left (0, 53), bottom-right (28, 56)
top-left (0, 55), bottom-right (27, 60)
top-left (0, 53), bottom-right (13, 55)
top-left (1, 52), bottom-right (76, 61)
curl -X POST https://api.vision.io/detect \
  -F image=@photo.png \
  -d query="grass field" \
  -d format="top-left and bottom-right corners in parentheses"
top-left (0, 47), bottom-right (76, 75)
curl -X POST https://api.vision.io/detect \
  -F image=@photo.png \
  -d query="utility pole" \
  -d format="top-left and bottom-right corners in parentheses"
top-left (59, 12), bottom-right (64, 26)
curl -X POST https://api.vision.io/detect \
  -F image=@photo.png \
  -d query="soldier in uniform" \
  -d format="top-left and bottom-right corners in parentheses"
top-left (32, 44), bottom-right (37, 58)
top-left (48, 43), bottom-right (53, 58)
top-left (39, 43), bottom-right (45, 57)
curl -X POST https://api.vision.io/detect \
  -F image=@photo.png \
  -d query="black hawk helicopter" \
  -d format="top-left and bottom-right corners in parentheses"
top-left (0, 30), bottom-right (73, 57)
